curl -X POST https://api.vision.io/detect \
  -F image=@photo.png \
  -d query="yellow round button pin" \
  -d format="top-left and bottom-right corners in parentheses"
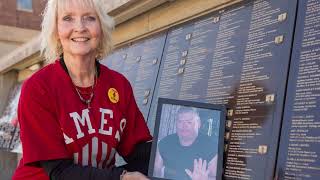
top-left (108, 88), bottom-right (119, 103)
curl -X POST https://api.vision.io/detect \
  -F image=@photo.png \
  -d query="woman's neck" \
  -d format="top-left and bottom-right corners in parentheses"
top-left (63, 54), bottom-right (96, 87)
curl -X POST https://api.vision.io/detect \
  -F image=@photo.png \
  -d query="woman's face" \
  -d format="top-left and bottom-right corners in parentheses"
top-left (57, 1), bottom-right (101, 58)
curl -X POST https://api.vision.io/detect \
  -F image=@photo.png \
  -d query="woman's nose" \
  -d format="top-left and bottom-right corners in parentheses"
top-left (74, 19), bottom-right (86, 32)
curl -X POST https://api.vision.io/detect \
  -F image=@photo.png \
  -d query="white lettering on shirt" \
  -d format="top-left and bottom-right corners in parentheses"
top-left (69, 109), bottom-right (96, 139)
top-left (99, 108), bottom-right (113, 136)
top-left (63, 132), bottom-right (74, 144)
top-left (115, 118), bottom-right (127, 142)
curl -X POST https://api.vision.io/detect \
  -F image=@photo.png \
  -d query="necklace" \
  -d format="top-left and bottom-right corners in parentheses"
top-left (74, 82), bottom-right (95, 108)
top-left (71, 67), bottom-right (97, 109)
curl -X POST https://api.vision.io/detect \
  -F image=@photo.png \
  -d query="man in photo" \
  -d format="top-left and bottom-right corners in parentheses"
top-left (154, 107), bottom-right (218, 180)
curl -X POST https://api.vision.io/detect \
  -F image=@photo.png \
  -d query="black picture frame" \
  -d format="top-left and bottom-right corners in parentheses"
top-left (148, 98), bottom-right (226, 180)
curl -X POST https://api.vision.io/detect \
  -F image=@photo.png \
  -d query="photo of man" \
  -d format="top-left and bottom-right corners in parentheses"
top-left (153, 106), bottom-right (219, 180)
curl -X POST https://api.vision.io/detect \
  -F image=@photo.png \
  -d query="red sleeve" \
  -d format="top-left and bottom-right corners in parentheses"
top-left (18, 78), bottom-right (70, 165)
top-left (117, 80), bottom-right (152, 157)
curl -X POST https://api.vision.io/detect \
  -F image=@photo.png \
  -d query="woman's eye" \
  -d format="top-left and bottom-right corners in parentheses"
top-left (62, 16), bottom-right (72, 21)
top-left (84, 16), bottom-right (96, 22)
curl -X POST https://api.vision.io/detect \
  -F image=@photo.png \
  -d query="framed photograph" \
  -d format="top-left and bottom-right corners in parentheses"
top-left (148, 98), bottom-right (226, 180)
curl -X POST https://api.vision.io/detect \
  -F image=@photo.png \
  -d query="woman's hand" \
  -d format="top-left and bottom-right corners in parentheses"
top-left (121, 171), bottom-right (150, 180)
top-left (185, 158), bottom-right (209, 180)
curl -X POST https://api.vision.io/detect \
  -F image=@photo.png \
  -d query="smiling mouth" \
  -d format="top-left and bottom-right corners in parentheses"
top-left (71, 37), bottom-right (90, 42)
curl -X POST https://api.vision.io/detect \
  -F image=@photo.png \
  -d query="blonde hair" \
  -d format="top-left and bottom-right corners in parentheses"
top-left (40, 0), bottom-right (114, 64)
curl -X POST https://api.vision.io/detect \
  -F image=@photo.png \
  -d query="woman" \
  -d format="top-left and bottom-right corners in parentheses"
top-left (12, 0), bottom-right (152, 179)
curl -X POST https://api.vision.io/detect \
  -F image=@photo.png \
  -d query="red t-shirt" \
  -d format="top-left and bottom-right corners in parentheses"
top-left (13, 60), bottom-right (152, 180)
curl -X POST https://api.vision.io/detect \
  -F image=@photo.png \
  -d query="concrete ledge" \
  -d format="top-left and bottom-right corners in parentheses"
top-left (110, 0), bottom-right (170, 25)
top-left (0, 36), bottom-right (41, 73)
top-left (105, 0), bottom-right (135, 12)
top-left (0, 25), bottom-right (39, 43)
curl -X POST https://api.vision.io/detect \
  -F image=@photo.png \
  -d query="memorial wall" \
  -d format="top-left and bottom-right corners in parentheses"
top-left (100, 0), bottom-right (319, 179)
top-left (0, 0), bottom-right (319, 179)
